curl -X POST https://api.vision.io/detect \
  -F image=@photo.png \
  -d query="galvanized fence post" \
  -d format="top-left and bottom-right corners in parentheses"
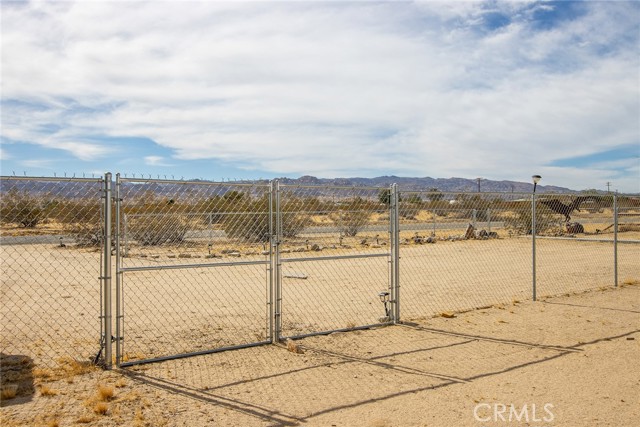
top-left (102, 172), bottom-right (113, 368)
top-left (272, 179), bottom-right (282, 342)
top-left (268, 180), bottom-right (275, 343)
top-left (614, 193), bottom-right (618, 287)
top-left (114, 173), bottom-right (122, 367)
top-left (532, 192), bottom-right (537, 301)
top-left (390, 184), bottom-right (400, 322)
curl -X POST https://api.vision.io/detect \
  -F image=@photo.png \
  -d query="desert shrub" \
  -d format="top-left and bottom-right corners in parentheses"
top-left (58, 200), bottom-right (104, 246)
top-left (221, 196), bottom-right (310, 242)
top-left (378, 189), bottom-right (392, 206)
top-left (427, 188), bottom-right (444, 202)
top-left (473, 208), bottom-right (491, 222)
top-left (397, 203), bottom-right (417, 219)
top-left (223, 210), bottom-right (270, 242)
top-left (332, 210), bottom-right (370, 237)
top-left (328, 197), bottom-right (376, 236)
top-left (121, 191), bottom-right (192, 246)
top-left (128, 213), bottom-right (189, 245)
top-left (504, 205), bottom-right (562, 235)
top-left (0, 188), bottom-right (51, 228)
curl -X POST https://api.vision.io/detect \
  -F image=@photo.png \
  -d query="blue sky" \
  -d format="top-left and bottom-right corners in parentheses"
top-left (1, 0), bottom-right (639, 192)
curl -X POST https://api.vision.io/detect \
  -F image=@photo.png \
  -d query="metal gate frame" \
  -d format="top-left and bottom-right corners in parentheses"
top-left (274, 182), bottom-right (400, 341)
top-left (111, 175), bottom-right (275, 367)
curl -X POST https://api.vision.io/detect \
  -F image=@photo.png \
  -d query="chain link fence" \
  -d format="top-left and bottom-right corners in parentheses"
top-left (1, 175), bottom-right (638, 370)
top-left (615, 196), bottom-right (640, 288)
top-left (0, 176), bottom-right (105, 371)
top-left (397, 191), bottom-right (536, 318)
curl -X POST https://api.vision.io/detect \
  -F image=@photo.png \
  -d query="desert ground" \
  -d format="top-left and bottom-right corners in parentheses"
top-left (1, 229), bottom-right (638, 366)
top-left (1, 283), bottom-right (638, 426)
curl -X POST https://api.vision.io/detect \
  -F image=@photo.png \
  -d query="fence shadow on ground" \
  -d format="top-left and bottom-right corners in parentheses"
top-left (542, 300), bottom-right (640, 314)
top-left (117, 322), bottom-right (639, 426)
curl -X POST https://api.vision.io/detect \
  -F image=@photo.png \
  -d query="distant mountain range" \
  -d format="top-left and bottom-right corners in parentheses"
top-left (0, 174), bottom-right (603, 196)
top-left (271, 175), bottom-right (574, 194)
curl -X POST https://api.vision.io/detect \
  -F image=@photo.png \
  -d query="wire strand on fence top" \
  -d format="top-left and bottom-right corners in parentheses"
top-left (0, 175), bottom-right (103, 183)
top-left (117, 177), bottom-right (267, 187)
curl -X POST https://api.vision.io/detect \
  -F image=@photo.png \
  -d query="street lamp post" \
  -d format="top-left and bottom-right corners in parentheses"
top-left (531, 175), bottom-right (541, 301)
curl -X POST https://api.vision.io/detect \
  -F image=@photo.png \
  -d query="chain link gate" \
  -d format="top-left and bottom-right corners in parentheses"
top-left (276, 183), bottom-right (398, 339)
top-left (113, 176), bottom-right (274, 367)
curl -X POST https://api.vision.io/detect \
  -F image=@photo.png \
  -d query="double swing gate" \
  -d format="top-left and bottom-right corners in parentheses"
top-left (2, 173), bottom-right (634, 370)
top-left (106, 176), bottom-right (398, 367)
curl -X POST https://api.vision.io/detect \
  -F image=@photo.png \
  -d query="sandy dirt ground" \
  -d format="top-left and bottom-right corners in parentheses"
top-left (1, 234), bottom-right (638, 367)
top-left (1, 283), bottom-right (639, 426)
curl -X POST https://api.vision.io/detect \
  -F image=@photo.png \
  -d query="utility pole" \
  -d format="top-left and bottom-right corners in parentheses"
top-left (476, 177), bottom-right (482, 193)
top-left (606, 182), bottom-right (611, 193)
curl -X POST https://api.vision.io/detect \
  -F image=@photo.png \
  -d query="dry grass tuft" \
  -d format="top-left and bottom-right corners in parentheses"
top-left (98, 384), bottom-right (115, 401)
top-left (33, 358), bottom-right (96, 384)
top-left (76, 415), bottom-right (95, 424)
top-left (47, 419), bottom-right (60, 427)
top-left (39, 385), bottom-right (59, 397)
top-left (33, 367), bottom-right (54, 381)
top-left (133, 408), bottom-right (145, 427)
top-left (57, 357), bottom-right (96, 377)
top-left (93, 402), bottom-right (109, 415)
top-left (115, 378), bottom-right (127, 388)
top-left (439, 311), bottom-right (456, 318)
top-left (121, 352), bottom-right (147, 363)
top-left (286, 339), bottom-right (305, 354)
top-left (1, 384), bottom-right (19, 400)
top-left (622, 278), bottom-right (639, 286)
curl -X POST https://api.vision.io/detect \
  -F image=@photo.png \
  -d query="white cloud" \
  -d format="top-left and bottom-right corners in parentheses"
top-left (0, 147), bottom-right (9, 161)
top-left (144, 155), bottom-right (172, 167)
top-left (21, 159), bottom-right (55, 169)
top-left (1, 0), bottom-right (638, 191)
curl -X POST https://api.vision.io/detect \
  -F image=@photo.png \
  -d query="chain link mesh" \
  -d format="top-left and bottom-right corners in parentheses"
top-left (610, 196), bottom-right (639, 289)
top-left (535, 193), bottom-right (618, 297)
top-left (278, 185), bottom-right (392, 337)
top-left (1, 175), bottom-right (638, 370)
top-left (0, 177), bottom-right (104, 369)
top-left (398, 191), bottom-right (535, 317)
top-left (115, 178), bottom-right (272, 364)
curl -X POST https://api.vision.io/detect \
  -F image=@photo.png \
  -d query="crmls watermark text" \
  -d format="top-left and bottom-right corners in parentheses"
top-left (474, 403), bottom-right (555, 423)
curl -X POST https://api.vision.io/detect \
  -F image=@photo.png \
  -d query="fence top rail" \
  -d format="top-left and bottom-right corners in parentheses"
top-left (396, 189), bottom-right (630, 198)
top-left (117, 177), bottom-right (270, 188)
top-left (279, 183), bottom-right (388, 191)
top-left (0, 175), bottom-right (103, 183)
